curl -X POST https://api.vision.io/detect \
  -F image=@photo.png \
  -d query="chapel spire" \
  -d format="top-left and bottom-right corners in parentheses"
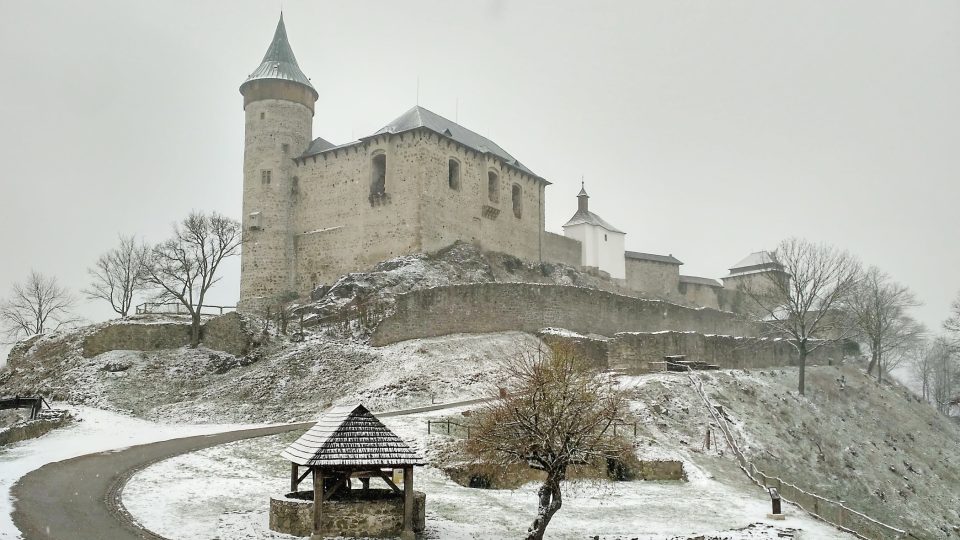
top-left (577, 181), bottom-right (590, 213)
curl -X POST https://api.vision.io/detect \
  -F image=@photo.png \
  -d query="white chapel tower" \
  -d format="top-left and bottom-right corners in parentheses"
top-left (562, 185), bottom-right (626, 279)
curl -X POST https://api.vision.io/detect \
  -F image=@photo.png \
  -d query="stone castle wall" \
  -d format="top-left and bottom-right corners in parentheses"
top-left (370, 283), bottom-right (762, 346)
top-left (606, 331), bottom-right (842, 374)
top-left (286, 130), bottom-right (547, 294)
top-left (625, 258), bottom-right (681, 299)
top-left (542, 232), bottom-right (581, 267)
top-left (292, 134), bottom-right (421, 293)
top-left (678, 281), bottom-right (722, 310)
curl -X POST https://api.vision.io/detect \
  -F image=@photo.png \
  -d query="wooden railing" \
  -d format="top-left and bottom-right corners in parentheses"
top-left (134, 302), bottom-right (236, 316)
top-left (685, 371), bottom-right (910, 540)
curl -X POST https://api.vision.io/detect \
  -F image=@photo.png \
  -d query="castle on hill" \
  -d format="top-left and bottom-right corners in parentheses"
top-left (238, 16), bottom-right (777, 312)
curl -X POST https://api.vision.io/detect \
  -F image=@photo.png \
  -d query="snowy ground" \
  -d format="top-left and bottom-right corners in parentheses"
top-left (124, 408), bottom-right (853, 540)
top-left (0, 405), bottom-right (265, 540)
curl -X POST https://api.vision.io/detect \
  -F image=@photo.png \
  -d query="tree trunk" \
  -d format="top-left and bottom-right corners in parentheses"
top-left (525, 467), bottom-right (565, 540)
top-left (190, 312), bottom-right (201, 348)
top-left (866, 350), bottom-right (877, 377)
top-left (876, 350), bottom-right (883, 384)
top-left (798, 341), bottom-right (807, 395)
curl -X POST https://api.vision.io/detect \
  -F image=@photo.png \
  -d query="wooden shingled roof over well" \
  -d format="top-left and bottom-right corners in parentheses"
top-left (281, 404), bottom-right (424, 467)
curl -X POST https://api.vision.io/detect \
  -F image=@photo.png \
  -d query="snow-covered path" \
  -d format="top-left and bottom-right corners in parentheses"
top-left (0, 405), bottom-right (282, 540)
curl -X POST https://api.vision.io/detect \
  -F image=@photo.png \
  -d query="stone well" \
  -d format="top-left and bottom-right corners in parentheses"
top-left (270, 488), bottom-right (426, 538)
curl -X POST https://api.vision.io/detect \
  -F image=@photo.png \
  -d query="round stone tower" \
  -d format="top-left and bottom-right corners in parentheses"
top-left (238, 14), bottom-right (318, 312)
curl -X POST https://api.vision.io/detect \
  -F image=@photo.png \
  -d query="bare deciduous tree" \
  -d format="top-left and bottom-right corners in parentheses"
top-left (945, 291), bottom-right (960, 343)
top-left (849, 267), bottom-right (924, 383)
top-left (143, 212), bottom-right (242, 347)
top-left (83, 235), bottom-right (150, 318)
top-left (741, 238), bottom-right (862, 395)
top-left (929, 337), bottom-right (960, 414)
top-left (467, 344), bottom-right (629, 540)
top-left (0, 271), bottom-right (77, 342)
top-left (909, 340), bottom-right (935, 402)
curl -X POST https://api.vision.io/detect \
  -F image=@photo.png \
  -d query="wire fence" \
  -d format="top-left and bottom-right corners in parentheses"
top-left (686, 372), bottom-right (910, 540)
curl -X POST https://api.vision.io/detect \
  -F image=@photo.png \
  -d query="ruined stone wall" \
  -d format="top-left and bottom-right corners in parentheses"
top-left (79, 314), bottom-right (252, 358)
top-left (541, 232), bottom-right (581, 267)
top-left (371, 283), bottom-right (762, 346)
top-left (625, 258), bottom-right (681, 299)
top-left (607, 331), bottom-right (842, 374)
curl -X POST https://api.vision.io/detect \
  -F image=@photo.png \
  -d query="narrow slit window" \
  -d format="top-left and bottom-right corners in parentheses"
top-left (261, 170), bottom-right (271, 185)
top-left (512, 184), bottom-right (522, 218)
top-left (448, 159), bottom-right (460, 190)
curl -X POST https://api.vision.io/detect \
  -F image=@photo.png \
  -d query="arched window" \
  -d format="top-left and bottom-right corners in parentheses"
top-left (487, 171), bottom-right (499, 203)
top-left (512, 184), bottom-right (522, 218)
top-left (448, 159), bottom-right (460, 190)
top-left (371, 153), bottom-right (386, 197)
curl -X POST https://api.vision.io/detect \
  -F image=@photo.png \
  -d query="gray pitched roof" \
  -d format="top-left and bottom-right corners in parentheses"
top-left (375, 106), bottom-right (541, 179)
top-left (303, 136), bottom-right (337, 155)
top-left (240, 15), bottom-right (317, 99)
top-left (280, 404), bottom-right (424, 467)
top-left (563, 209), bottom-right (626, 234)
top-left (679, 275), bottom-right (722, 287)
top-left (728, 251), bottom-right (783, 275)
top-left (624, 251), bottom-right (681, 265)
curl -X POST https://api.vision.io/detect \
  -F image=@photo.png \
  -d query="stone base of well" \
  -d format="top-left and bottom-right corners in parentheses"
top-left (269, 489), bottom-right (426, 538)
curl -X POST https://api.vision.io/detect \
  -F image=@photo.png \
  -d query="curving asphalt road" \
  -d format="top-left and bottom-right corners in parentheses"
top-left (10, 398), bottom-right (490, 540)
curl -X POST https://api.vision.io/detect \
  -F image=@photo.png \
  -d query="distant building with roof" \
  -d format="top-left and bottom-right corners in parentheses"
top-left (237, 15), bottom-right (773, 314)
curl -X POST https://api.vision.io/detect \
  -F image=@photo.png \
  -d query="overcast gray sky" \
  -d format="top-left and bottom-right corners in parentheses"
top-left (1, 1), bottom-right (958, 360)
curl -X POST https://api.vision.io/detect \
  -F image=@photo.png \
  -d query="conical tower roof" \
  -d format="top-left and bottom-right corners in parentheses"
top-left (240, 14), bottom-right (318, 99)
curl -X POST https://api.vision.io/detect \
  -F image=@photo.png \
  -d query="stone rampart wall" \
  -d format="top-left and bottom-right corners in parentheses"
top-left (607, 331), bottom-right (842, 374)
top-left (371, 283), bottom-right (762, 346)
top-left (79, 314), bottom-right (252, 358)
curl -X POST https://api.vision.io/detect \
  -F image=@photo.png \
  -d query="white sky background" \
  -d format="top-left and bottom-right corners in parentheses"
top-left (1, 1), bottom-right (958, 360)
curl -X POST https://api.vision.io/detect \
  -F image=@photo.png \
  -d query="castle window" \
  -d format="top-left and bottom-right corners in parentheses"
top-left (282, 143), bottom-right (289, 154)
top-left (604, 234), bottom-right (608, 241)
top-left (487, 171), bottom-right (499, 203)
top-left (261, 170), bottom-right (272, 185)
top-left (512, 184), bottom-right (522, 218)
top-left (260, 112), bottom-right (265, 120)
top-left (371, 153), bottom-right (387, 197)
top-left (448, 159), bottom-right (460, 190)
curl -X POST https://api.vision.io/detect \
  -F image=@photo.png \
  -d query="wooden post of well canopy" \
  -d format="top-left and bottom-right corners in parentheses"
top-left (312, 467), bottom-right (324, 538)
top-left (401, 465), bottom-right (414, 540)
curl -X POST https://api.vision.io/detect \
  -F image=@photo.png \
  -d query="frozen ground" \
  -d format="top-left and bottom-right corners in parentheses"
top-left (124, 409), bottom-right (852, 540)
top-left (0, 405), bottom-right (264, 540)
